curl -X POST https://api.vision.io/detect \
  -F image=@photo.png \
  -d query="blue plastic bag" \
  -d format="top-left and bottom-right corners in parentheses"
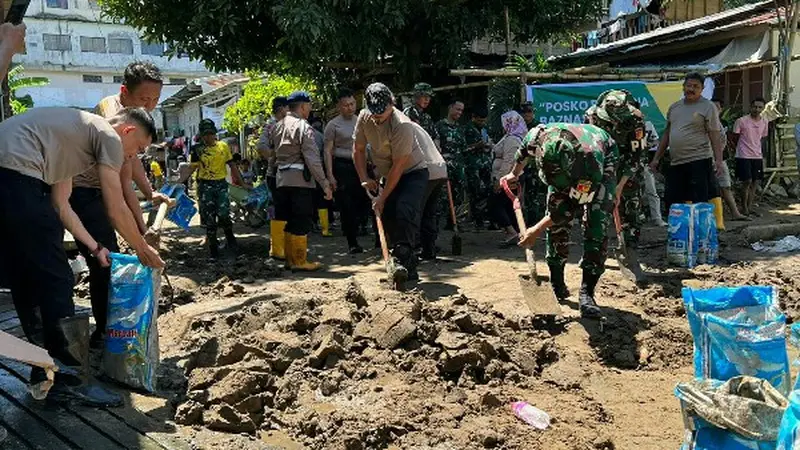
top-left (160, 184), bottom-right (197, 230)
top-left (103, 253), bottom-right (160, 392)
top-left (777, 391), bottom-right (800, 450)
top-left (683, 286), bottom-right (790, 395)
top-left (668, 204), bottom-right (697, 267)
top-left (686, 427), bottom-right (776, 450)
top-left (696, 203), bottom-right (719, 265)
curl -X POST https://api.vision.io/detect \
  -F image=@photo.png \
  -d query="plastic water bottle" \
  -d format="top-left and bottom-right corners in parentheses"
top-left (511, 401), bottom-right (551, 430)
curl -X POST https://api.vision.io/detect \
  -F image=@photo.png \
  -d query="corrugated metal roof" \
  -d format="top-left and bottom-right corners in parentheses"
top-left (551, 0), bottom-right (773, 62)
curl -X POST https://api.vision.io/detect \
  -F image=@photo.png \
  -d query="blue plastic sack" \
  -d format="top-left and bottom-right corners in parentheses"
top-left (696, 203), bottom-right (719, 265)
top-left (792, 325), bottom-right (800, 391)
top-left (159, 184), bottom-right (197, 230)
top-left (667, 203), bottom-right (718, 267)
top-left (103, 253), bottom-right (160, 392)
top-left (668, 204), bottom-right (698, 267)
top-left (777, 391), bottom-right (800, 450)
top-left (685, 427), bottom-right (776, 450)
top-left (683, 286), bottom-right (790, 395)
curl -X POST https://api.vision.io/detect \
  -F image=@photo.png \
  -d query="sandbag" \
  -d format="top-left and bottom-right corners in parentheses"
top-left (160, 184), bottom-right (197, 230)
top-left (103, 253), bottom-right (160, 392)
top-left (683, 286), bottom-right (790, 395)
top-left (667, 203), bottom-right (718, 268)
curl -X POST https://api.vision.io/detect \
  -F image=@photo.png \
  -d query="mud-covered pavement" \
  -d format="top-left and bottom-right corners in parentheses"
top-left (73, 200), bottom-right (800, 449)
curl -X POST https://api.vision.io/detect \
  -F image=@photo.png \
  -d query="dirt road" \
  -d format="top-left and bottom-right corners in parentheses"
top-left (81, 200), bottom-right (800, 450)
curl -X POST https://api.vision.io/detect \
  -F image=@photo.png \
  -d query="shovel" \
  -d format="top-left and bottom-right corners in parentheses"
top-left (613, 207), bottom-right (636, 282)
top-left (446, 180), bottom-right (462, 256)
top-left (365, 188), bottom-right (402, 291)
top-left (501, 178), bottom-right (561, 317)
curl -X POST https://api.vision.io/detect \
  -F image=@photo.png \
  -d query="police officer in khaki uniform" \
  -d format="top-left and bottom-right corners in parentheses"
top-left (274, 91), bottom-right (333, 271)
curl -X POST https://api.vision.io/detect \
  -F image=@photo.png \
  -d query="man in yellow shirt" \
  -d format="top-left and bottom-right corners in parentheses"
top-left (186, 120), bottom-right (242, 257)
top-left (150, 158), bottom-right (163, 189)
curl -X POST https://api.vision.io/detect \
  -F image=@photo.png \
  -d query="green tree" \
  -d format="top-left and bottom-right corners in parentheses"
top-left (223, 74), bottom-right (315, 133)
top-left (98, 0), bottom-right (603, 86)
top-left (8, 65), bottom-right (49, 115)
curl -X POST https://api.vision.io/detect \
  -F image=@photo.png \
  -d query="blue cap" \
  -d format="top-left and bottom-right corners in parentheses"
top-left (287, 91), bottom-right (312, 104)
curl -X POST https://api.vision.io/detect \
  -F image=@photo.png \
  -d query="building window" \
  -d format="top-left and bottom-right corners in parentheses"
top-left (169, 78), bottom-right (187, 85)
top-left (80, 36), bottom-right (106, 53)
top-left (108, 38), bottom-right (134, 55)
top-left (140, 42), bottom-right (164, 56)
top-left (87, 0), bottom-right (99, 9)
top-left (43, 34), bottom-right (72, 51)
top-left (46, 0), bottom-right (68, 9)
top-left (83, 75), bottom-right (103, 83)
top-left (113, 75), bottom-right (124, 84)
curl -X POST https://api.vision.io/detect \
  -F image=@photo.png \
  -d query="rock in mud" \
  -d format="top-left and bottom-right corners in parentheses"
top-left (234, 395), bottom-right (263, 414)
top-left (309, 331), bottom-right (346, 369)
top-left (354, 301), bottom-right (417, 349)
top-left (344, 278), bottom-right (368, 308)
top-left (184, 336), bottom-right (220, 373)
top-left (247, 329), bottom-right (306, 373)
top-left (204, 404), bottom-right (256, 433)
top-left (452, 312), bottom-right (482, 334)
top-left (274, 378), bottom-right (300, 411)
top-left (207, 370), bottom-right (273, 405)
top-left (217, 342), bottom-right (269, 366)
top-left (320, 301), bottom-right (354, 329)
top-left (174, 401), bottom-right (204, 425)
top-left (435, 331), bottom-right (470, 350)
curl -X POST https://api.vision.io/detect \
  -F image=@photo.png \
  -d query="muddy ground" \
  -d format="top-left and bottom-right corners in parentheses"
top-left (76, 198), bottom-right (800, 450)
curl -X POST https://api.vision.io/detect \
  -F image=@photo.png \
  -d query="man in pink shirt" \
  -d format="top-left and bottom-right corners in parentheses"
top-left (733, 98), bottom-right (768, 216)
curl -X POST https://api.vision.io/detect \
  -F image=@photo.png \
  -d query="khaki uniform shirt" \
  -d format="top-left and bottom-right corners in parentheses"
top-left (274, 112), bottom-right (330, 190)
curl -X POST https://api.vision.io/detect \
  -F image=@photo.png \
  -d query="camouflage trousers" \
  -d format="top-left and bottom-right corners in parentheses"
top-left (618, 171), bottom-right (644, 248)
top-left (546, 180), bottom-right (615, 277)
top-left (463, 157), bottom-right (492, 224)
top-left (198, 179), bottom-right (232, 234)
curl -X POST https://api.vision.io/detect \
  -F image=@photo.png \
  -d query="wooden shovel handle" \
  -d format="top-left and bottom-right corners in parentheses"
top-left (446, 180), bottom-right (458, 228)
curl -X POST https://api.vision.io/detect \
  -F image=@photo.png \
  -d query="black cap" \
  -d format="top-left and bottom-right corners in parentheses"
top-left (364, 82), bottom-right (393, 115)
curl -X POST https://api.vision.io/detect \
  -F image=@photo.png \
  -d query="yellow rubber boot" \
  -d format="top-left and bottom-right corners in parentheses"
top-left (710, 197), bottom-right (725, 231)
top-left (283, 232), bottom-right (294, 270)
top-left (318, 209), bottom-right (332, 237)
top-left (289, 234), bottom-right (322, 271)
top-left (269, 220), bottom-right (286, 260)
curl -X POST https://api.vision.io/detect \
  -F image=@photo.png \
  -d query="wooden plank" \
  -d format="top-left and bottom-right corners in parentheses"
top-left (0, 309), bottom-right (17, 323)
top-left (0, 360), bottom-right (125, 450)
top-left (0, 302), bottom-right (15, 314)
top-left (0, 427), bottom-right (33, 450)
top-left (1, 317), bottom-right (20, 332)
top-left (106, 406), bottom-right (191, 450)
top-left (0, 370), bottom-right (75, 450)
top-left (68, 406), bottom-right (165, 450)
top-left (5, 326), bottom-right (23, 339)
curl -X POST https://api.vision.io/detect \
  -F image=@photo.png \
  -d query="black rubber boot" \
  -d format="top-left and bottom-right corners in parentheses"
top-left (208, 234), bottom-right (220, 258)
top-left (41, 315), bottom-right (123, 407)
top-left (578, 272), bottom-right (603, 319)
top-left (224, 228), bottom-right (238, 253)
top-left (548, 263), bottom-right (570, 302)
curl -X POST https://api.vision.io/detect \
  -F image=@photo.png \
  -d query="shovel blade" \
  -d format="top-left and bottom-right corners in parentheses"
top-left (518, 274), bottom-right (561, 317)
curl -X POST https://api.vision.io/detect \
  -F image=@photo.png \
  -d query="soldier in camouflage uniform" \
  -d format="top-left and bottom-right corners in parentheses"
top-left (462, 106), bottom-right (493, 228)
top-left (502, 123), bottom-right (620, 319)
top-left (403, 83), bottom-right (438, 142)
top-left (588, 90), bottom-right (648, 283)
top-left (435, 101), bottom-right (467, 229)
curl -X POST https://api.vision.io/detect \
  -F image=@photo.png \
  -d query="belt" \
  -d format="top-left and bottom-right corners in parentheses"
top-left (278, 163), bottom-right (305, 170)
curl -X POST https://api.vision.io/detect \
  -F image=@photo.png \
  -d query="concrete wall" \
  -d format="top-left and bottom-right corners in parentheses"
top-left (11, 0), bottom-right (213, 113)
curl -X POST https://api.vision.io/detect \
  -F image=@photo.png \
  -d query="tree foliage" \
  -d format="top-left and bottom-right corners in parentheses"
top-left (98, 0), bottom-right (603, 86)
top-left (223, 74), bottom-right (315, 133)
top-left (8, 65), bottom-right (49, 115)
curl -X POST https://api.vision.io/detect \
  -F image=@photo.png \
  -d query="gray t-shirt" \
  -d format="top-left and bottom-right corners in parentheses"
top-left (667, 98), bottom-right (722, 165)
top-left (353, 108), bottom-right (427, 178)
top-left (0, 107), bottom-right (124, 185)
top-left (324, 114), bottom-right (357, 160)
top-left (74, 94), bottom-right (126, 188)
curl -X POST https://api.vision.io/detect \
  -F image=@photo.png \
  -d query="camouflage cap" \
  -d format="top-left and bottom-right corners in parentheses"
top-left (595, 90), bottom-right (636, 123)
top-left (413, 82), bottom-right (434, 97)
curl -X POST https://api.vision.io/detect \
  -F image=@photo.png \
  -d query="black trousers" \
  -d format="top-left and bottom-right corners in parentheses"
top-left (70, 187), bottom-right (120, 335)
top-left (275, 186), bottom-right (315, 235)
top-left (0, 168), bottom-right (75, 352)
top-left (334, 158), bottom-right (370, 248)
top-left (420, 178), bottom-right (445, 256)
top-left (383, 169), bottom-right (429, 270)
top-left (490, 190), bottom-right (517, 230)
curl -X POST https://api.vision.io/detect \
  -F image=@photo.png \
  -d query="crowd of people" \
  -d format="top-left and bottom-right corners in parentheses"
top-left (0, 18), bottom-right (773, 412)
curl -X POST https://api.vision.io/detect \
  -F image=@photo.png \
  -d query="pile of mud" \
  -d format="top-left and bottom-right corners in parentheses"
top-left (160, 278), bottom-right (630, 449)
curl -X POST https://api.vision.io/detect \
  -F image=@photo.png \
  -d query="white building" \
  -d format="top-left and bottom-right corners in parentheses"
top-left (12, 0), bottom-right (214, 130)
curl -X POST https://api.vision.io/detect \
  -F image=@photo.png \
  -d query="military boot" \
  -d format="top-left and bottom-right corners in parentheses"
top-left (578, 272), bottom-right (603, 319)
top-left (224, 227), bottom-right (238, 254)
top-left (208, 233), bottom-right (220, 258)
top-left (619, 247), bottom-right (646, 284)
top-left (548, 263), bottom-right (570, 302)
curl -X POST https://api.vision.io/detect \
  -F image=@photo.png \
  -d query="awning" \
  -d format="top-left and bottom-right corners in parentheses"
top-left (700, 31), bottom-right (770, 72)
